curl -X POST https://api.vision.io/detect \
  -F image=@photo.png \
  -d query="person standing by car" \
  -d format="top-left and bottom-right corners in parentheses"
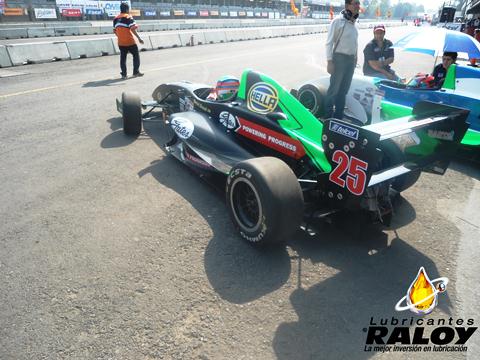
top-left (432, 51), bottom-right (457, 87)
top-left (325, 0), bottom-right (360, 119)
top-left (362, 25), bottom-right (399, 80)
top-left (113, 2), bottom-right (144, 79)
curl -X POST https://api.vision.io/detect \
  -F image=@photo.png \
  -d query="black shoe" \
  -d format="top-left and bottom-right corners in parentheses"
top-left (121, 74), bottom-right (127, 79)
top-left (132, 72), bottom-right (144, 77)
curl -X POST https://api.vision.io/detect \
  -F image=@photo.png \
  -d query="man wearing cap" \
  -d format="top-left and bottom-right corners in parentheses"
top-left (113, 2), bottom-right (144, 79)
top-left (363, 25), bottom-right (399, 80)
top-left (325, 0), bottom-right (361, 119)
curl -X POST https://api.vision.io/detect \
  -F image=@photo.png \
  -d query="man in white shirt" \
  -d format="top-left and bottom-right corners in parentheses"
top-left (325, 0), bottom-right (360, 119)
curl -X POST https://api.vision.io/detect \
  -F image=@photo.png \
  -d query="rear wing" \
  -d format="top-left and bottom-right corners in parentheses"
top-left (321, 101), bottom-right (469, 201)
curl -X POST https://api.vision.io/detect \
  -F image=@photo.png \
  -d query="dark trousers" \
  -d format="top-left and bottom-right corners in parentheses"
top-left (325, 53), bottom-right (356, 119)
top-left (119, 44), bottom-right (140, 76)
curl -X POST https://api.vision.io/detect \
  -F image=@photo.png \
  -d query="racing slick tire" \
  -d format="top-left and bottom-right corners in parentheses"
top-left (297, 84), bottom-right (327, 118)
top-left (380, 141), bottom-right (421, 193)
top-left (122, 92), bottom-right (142, 137)
top-left (226, 157), bottom-right (304, 245)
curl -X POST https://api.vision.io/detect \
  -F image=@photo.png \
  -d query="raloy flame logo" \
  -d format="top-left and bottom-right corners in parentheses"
top-left (395, 267), bottom-right (449, 315)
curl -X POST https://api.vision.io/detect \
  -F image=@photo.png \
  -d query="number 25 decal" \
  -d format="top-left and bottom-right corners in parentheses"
top-left (329, 150), bottom-right (369, 196)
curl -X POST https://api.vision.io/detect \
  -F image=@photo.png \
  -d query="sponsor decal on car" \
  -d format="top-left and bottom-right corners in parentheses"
top-left (179, 96), bottom-right (194, 111)
top-left (170, 117), bottom-right (194, 139)
top-left (193, 99), bottom-right (211, 114)
top-left (247, 82), bottom-right (279, 114)
top-left (329, 121), bottom-right (359, 140)
top-left (428, 129), bottom-right (455, 141)
top-left (219, 111), bottom-right (237, 129)
top-left (184, 150), bottom-right (211, 168)
top-left (236, 118), bottom-right (306, 158)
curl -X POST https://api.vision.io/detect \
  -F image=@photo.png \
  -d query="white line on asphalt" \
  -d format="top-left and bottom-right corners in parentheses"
top-left (0, 42), bottom-right (314, 100)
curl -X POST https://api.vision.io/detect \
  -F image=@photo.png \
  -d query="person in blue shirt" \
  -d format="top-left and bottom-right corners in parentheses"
top-left (362, 24), bottom-right (399, 80)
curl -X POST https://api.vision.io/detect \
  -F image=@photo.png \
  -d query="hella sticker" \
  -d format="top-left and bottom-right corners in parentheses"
top-left (171, 117), bottom-right (194, 139)
top-left (247, 82), bottom-right (279, 114)
top-left (329, 121), bottom-right (359, 140)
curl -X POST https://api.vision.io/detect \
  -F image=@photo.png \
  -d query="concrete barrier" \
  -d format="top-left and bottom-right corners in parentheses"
top-left (6, 42), bottom-right (70, 65)
top-left (27, 28), bottom-right (55, 38)
top-left (178, 31), bottom-right (206, 46)
top-left (179, 23), bottom-right (194, 30)
top-left (54, 27), bottom-right (80, 36)
top-left (139, 24), bottom-right (155, 32)
top-left (77, 26), bottom-right (102, 35)
top-left (153, 23), bottom-right (169, 31)
top-left (66, 38), bottom-right (116, 59)
top-left (149, 33), bottom-right (182, 49)
top-left (258, 28), bottom-right (274, 39)
top-left (0, 45), bottom-right (13, 67)
top-left (112, 37), bottom-right (153, 53)
top-left (99, 26), bottom-right (113, 34)
top-left (167, 23), bottom-right (181, 31)
top-left (224, 29), bottom-right (242, 42)
top-left (0, 28), bottom-right (28, 40)
top-left (203, 30), bottom-right (227, 44)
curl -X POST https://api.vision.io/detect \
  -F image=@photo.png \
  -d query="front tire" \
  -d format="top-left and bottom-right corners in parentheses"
top-left (226, 157), bottom-right (304, 245)
top-left (122, 92), bottom-right (142, 137)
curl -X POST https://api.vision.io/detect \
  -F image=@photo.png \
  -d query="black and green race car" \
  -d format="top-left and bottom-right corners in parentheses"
top-left (116, 69), bottom-right (469, 245)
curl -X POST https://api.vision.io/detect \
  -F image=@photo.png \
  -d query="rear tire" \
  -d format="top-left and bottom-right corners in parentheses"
top-left (122, 92), bottom-right (142, 137)
top-left (297, 84), bottom-right (327, 118)
top-left (226, 157), bottom-right (304, 245)
top-left (380, 141), bottom-right (421, 193)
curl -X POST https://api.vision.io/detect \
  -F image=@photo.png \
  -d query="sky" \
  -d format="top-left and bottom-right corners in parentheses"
top-left (392, 0), bottom-right (446, 13)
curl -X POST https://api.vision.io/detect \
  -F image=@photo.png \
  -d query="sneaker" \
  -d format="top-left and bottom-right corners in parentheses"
top-left (132, 72), bottom-right (144, 77)
top-left (121, 74), bottom-right (127, 79)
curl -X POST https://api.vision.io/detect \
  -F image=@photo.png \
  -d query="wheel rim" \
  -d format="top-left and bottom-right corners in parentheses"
top-left (230, 178), bottom-right (262, 233)
top-left (298, 89), bottom-right (317, 113)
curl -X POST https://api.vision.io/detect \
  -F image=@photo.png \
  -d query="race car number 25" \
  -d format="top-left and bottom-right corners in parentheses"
top-left (329, 150), bottom-right (368, 196)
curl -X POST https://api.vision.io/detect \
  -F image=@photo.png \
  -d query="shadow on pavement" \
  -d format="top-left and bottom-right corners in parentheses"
top-left (449, 158), bottom-right (480, 181)
top-left (273, 212), bottom-right (452, 360)
top-left (83, 78), bottom-right (126, 88)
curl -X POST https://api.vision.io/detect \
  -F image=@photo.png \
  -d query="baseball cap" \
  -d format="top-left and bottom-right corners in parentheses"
top-left (374, 24), bottom-right (386, 32)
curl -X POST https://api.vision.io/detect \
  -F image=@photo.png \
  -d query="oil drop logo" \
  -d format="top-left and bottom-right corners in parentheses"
top-left (395, 267), bottom-right (448, 315)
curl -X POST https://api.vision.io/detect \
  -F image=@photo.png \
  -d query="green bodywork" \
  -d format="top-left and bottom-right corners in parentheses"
top-left (378, 65), bottom-right (480, 146)
top-left (238, 70), bottom-right (332, 172)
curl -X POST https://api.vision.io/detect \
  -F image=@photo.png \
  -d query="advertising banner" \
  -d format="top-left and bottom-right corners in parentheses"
top-left (173, 10), bottom-right (184, 16)
top-left (247, 11), bottom-right (254, 17)
top-left (85, 8), bottom-right (102, 15)
top-left (99, 1), bottom-right (129, 17)
top-left (34, 8), bottom-right (58, 19)
top-left (261, 12), bottom-right (268, 17)
top-left (199, 10), bottom-right (209, 17)
top-left (268, 12), bottom-right (275, 19)
top-left (4, 8), bottom-right (25, 16)
top-left (210, 10), bottom-right (219, 16)
top-left (220, 11), bottom-right (228, 16)
top-left (56, 0), bottom-right (102, 9)
top-left (254, 12), bottom-right (261, 17)
top-left (238, 11), bottom-right (246, 16)
top-left (187, 10), bottom-right (197, 16)
top-left (62, 8), bottom-right (82, 16)
top-left (145, 10), bottom-right (156, 16)
top-left (160, 10), bottom-right (170, 16)
top-left (130, 9), bottom-right (140, 16)
top-left (229, 11), bottom-right (238, 17)
top-left (0, 0), bottom-right (5, 14)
